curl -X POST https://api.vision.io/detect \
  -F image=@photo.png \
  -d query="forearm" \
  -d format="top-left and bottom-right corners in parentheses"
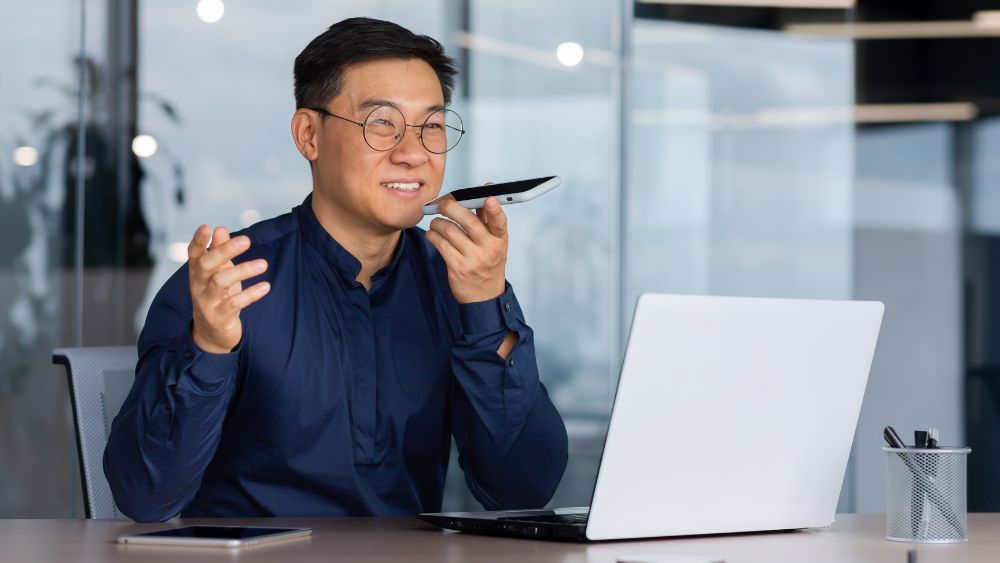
top-left (453, 383), bottom-right (568, 510)
top-left (104, 329), bottom-right (238, 522)
top-left (496, 330), bottom-right (517, 359)
top-left (449, 285), bottom-right (568, 509)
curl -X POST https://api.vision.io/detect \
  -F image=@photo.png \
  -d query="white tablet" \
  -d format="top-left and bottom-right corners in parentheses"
top-left (117, 525), bottom-right (312, 548)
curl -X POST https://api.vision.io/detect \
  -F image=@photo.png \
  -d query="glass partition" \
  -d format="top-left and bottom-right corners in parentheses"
top-left (627, 19), bottom-right (855, 309)
top-left (0, 0), bottom-right (84, 516)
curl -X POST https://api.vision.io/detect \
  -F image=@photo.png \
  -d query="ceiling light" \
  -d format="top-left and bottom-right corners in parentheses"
top-left (168, 242), bottom-right (189, 263)
top-left (13, 146), bottom-right (39, 167)
top-left (197, 0), bottom-right (225, 24)
top-left (631, 102), bottom-right (977, 128)
top-left (132, 134), bottom-right (158, 158)
top-left (638, 0), bottom-right (854, 8)
top-left (458, 32), bottom-right (600, 71)
top-left (785, 20), bottom-right (1000, 39)
top-left (556, 42), bottom-right (585, 67)
top-left (854, 102), bottom-right (977, 124)
top-left (973, 11), bottom-right (1000, 29)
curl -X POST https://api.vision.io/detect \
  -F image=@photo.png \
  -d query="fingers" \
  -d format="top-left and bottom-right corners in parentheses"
top-left (428, 217), bottom-right (477, 256)
top-left (198, 233), bottom-right (252, 273)
top-left (190, 225), bottom-right (250, 274)
top-left (187, 225), bottom-right (269, 352)
top-left (209, 226), bottom-right (231, 251)
top-left (188, 225), bottom-right (212, 261)
top-left (188, 224), bottom-right (260, 297)
top-left (425, 229), bottom-right (465, 264)
top-left (203, 259), bottom-right (269, 300)
top-left (436, 198), bottom-right (490, 244)
top-left (220, 281), bottom-right (272, 315)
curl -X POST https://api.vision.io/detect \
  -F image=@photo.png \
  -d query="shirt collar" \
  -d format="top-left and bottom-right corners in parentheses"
top-left (294, 194), bottom-right (408, 284)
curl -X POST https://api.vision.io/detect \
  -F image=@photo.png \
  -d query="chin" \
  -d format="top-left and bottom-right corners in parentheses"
top-left (401, 209), bottom-right (426, 229)
top-left (381, 208), bottom-right (425, 231)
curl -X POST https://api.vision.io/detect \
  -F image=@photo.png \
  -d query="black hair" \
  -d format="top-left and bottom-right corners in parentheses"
top-left (294, 17), bottom-right (458, 109)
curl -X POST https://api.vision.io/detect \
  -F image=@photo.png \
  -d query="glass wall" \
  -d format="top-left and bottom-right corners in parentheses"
top-left (852, 122), bottom-right (963, 512)
top-left (627, 19), bottom-right (854, 306)
top-left (0, 0), bottom-right (83, 517)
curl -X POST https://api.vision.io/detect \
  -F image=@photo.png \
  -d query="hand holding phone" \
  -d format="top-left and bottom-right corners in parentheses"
top-left (424, 196), bottom-right (509, 304)
top-left (422, 176), bottom-right (560, 215)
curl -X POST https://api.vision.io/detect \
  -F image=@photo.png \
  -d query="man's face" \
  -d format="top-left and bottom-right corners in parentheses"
top-left (310, 58), bottom-right (447, 234)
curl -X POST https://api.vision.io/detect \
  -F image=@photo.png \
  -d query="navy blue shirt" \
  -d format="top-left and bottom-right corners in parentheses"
top-left (104, 195), bottom-right (568, 522)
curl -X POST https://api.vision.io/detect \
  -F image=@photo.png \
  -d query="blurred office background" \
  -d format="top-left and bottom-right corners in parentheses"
top-left (1, 0), bottom-right (999, 516)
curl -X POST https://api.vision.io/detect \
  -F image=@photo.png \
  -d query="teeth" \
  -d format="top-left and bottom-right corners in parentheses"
top-left (383, 182), bottom-right (420, 191)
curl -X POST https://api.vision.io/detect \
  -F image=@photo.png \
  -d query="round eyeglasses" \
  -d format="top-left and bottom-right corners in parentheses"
top-left (308, 104), bottom-right (465, 154)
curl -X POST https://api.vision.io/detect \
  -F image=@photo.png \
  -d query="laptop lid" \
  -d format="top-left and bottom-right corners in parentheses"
top-left (585, 293), bottom-right (884, 541)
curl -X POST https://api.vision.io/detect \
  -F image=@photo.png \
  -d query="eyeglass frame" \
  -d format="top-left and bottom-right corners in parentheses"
top-left (306, 104), bottom-right (465, 154)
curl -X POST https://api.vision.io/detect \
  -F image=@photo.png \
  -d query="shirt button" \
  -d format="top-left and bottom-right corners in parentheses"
top-left (183, 350), bottom-right (193, 360)
top-left (504, 302), bottom-right (512, 312)
top-left (508, 359), bottom-right (515, 368)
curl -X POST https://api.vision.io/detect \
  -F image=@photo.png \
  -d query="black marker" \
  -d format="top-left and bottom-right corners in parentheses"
top-left (884, 426), bottom-right (907, 449)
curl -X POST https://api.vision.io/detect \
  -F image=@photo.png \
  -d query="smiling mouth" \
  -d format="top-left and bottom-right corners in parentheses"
top-left (381, 182), bottom-right (421, 192)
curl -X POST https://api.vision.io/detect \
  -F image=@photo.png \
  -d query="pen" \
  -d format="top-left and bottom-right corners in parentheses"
top-left (883, 426), bottom-right (922, 536)
top-left (911, 429), bottom-right (928, 536)
top-left (884, 426), bottom-right (907, 449)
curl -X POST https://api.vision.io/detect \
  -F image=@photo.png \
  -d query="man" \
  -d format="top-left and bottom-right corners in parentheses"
top-left (104, 17), bottom-right (568, 522)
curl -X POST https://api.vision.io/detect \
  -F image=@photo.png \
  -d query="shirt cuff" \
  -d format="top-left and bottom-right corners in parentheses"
top-left (173, 325), bottom-right (240, 388)
top-left (458, 283), bottom-right (523, 335)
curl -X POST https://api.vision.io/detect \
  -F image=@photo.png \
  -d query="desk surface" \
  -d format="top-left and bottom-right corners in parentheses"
top-left (3, 514), bottom-right (998, 562)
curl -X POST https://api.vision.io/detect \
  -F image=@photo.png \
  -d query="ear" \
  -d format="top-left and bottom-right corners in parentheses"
top-left (291, 108), bottom-right (320, 163)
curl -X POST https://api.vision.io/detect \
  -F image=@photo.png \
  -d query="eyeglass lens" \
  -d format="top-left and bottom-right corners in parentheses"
top-left (362, 106), bottom-right (464, 154)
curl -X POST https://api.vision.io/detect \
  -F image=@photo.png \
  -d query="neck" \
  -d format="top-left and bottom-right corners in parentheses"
top-left (311, 194), bottom-right (400, 290)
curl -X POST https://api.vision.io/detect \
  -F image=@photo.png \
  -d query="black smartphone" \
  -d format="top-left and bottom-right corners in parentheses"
top-left (117, 525), bottom-right (312, 547)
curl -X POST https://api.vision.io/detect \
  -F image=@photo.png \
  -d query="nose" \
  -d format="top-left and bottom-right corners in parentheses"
top-left (388, 125), bottom-right (429, 167)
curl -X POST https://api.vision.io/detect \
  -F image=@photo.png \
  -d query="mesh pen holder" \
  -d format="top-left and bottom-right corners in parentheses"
top-left (884, 446), bottom-right (971, 543)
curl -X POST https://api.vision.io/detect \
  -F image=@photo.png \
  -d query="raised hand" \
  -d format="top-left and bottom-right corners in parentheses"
top-left (187, 225), bottom-right (270, 354)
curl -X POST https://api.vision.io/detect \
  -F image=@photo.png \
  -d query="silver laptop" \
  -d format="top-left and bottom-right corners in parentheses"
top-left (420, 293), bottom-right (884, 541)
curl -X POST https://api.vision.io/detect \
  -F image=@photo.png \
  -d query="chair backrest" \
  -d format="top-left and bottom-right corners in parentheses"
top-left (53, 346), bottom-right (137, 520)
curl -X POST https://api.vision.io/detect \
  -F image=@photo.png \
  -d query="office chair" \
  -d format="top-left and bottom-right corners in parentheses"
top-left (53, 346), bottom-right (137, 520)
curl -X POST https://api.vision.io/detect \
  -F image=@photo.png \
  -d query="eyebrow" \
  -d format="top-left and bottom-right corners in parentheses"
top-left (358, 98), bottom-right (446, 114)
